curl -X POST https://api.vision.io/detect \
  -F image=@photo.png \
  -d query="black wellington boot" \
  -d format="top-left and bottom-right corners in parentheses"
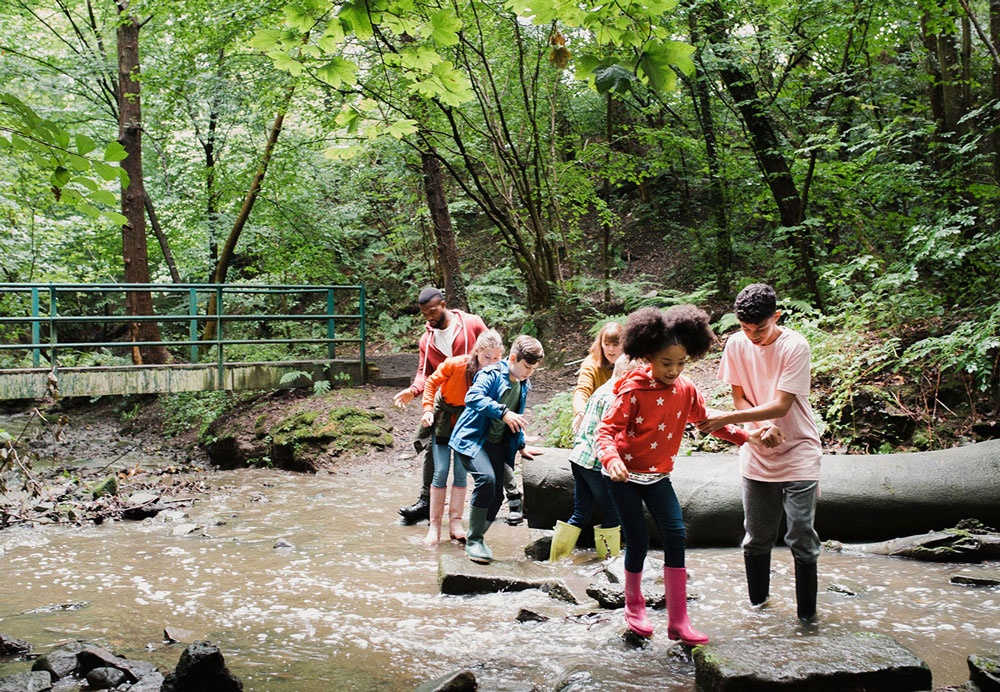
top-left (794, 559), bottom-right (818, 622)
top-left (398, 496), bottom-right (430, 524)
top-left (744, 552), bottom-right (771, 606)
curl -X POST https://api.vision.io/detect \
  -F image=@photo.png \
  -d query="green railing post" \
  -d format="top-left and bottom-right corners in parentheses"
top-left (215, 285), bottom-right (224, 389)
top-left (30, 287), bottom-right (40, 368)
top-left (359, 285), bottom-right (366, 384)
top-left (326, 288), bottom-right (336, 361)
top-left (48, 283), bottom-right (58, 373)
top-left (189, 287), bottom-right (199, 364)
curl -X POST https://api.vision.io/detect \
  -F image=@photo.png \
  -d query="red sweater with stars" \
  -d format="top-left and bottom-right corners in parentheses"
top-left (596, 365), bottom-right (749, 476)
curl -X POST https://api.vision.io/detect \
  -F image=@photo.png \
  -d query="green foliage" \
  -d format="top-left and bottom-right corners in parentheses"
top-left (0, 93), bottom-right (128, 226)
top-left (465, 267), bottom-right (532, 336)
top-left (159, 391), bottom-right (235, 438)
top-left (606, 279), bottom-right (718, 313)
top-left (901, 304), bottom-right (1000, 398)
top-left (534, 390), bottom-right (575, 448)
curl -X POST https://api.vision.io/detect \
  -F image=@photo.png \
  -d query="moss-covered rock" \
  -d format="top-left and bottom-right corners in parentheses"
top-left (268, 405), bottom-right (393, 472)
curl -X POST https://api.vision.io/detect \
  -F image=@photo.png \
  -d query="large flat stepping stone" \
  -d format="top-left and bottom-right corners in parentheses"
top-left (437, 554), bottom-right (578, 602)
top-left (693, 632), bottom-right (931, 691)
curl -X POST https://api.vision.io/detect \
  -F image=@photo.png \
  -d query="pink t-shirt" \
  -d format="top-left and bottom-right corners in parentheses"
top-left (717, 328), bottom-right (821, 482)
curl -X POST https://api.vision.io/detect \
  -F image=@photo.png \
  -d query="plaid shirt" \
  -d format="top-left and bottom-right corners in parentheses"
top-left (568, 379), bottom-right (615, 470)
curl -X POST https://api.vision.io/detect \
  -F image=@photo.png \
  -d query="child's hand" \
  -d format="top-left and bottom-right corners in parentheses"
top-left (606, 457), bottom-right (629, 482)
top-left (748, 424), bottom-right (784, 448)
top-left (760, 425), bottom-right (784, 447)
top-left (419, 411), bottom-right (434, 429)
top-left (520, 447), bottom-right (544, 459)
top-left (695, 412), bottom-right (726, 434)
top-left (502, 410), bottom-right (528, 433)
top-left (571, 411), bottom-right (584, 434)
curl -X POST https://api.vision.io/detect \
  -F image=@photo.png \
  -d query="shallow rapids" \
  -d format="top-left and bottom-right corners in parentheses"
top-left (1, 463), bottom-right (998, 690)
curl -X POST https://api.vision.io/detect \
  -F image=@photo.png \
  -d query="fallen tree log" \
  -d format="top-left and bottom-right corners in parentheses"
top-left (522, 439), bottom-right (1000, 547)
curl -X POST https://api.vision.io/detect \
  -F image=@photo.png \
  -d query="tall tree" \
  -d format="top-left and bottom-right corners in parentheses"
top-left (699, 0), bottom-right (822, 306)
top-left (116, 1), bottom-right (169, 363)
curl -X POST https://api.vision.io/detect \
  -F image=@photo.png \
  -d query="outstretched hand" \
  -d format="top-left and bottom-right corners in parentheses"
top-left (520, 447), bottom-right (544, 460)
top-left (393, 389), bottom-right (415, 409)
top-left (502, 410), bottom-right (528, 433)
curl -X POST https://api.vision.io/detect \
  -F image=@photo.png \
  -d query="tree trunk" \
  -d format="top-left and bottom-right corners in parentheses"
top-left (702, 1), bottom-right (821, 307)
top-left (688, 8), bottom-right (731, 298)
top-left (421, 151), bottom-right (468, 311)
top-left (992, 0), bottom-right (1000, 181)
top-left (116, 4), bottom-right (169, 365)
top-left (202, 85), bottom-right (295, 341)
top-left (144, 192), bottom-right (181, 283)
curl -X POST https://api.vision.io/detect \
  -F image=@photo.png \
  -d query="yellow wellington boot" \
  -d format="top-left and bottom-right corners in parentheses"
top-left (548, 521), bottom-right (582, 561)
top-left (593, 525), bottom-right (621, 560)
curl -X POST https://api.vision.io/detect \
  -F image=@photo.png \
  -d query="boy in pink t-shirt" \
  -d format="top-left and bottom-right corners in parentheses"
top-left (698, 283), bottom-right (822, 622)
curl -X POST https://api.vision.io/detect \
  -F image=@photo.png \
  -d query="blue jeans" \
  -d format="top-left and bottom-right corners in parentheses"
top-left (431, 441), bottom-right (467, 488)
top-left (457, 440), bottom-right (509, 521)
top-left (568, 464), bottom-right (619, 529)
top-left (741, 478), bottom-right (820, 563)
top-left (606, 475), bottom-right (686, 572)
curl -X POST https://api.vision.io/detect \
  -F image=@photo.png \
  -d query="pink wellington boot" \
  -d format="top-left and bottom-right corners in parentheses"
top-left (623, 569), bottom-right (654, 638)
top-left (423, 486), bottom-right (447, 547)
top-left (665, 566), bottom-right (709, 645)
top-left (448, 485), bottom-right (467, 543)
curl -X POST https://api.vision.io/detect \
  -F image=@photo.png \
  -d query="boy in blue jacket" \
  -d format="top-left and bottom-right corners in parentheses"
top-left (449, 335), bottom-right (544, 563)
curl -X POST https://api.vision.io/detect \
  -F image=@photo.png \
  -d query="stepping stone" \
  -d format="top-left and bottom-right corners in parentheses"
top-left (693, 632), bottom-right (931, 691)
top-left (437, 554), bottom-right (578, 602)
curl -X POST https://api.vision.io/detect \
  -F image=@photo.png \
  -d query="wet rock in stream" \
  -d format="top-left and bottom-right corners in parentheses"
top-left (0, 638), bottom-right (242, 692)
top-left (693, 632), bottom-right (932, 691)
top-left (437, 554), bottom-right (578, 602)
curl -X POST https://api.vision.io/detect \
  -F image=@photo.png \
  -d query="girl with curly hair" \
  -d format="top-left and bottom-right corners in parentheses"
top-left (596, 305), bottom-right (777, 645)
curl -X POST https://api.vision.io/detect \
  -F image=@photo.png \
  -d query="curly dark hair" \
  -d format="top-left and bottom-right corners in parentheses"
top-left (621, 305), bottom-right (716, 360)
top-left (734, 283), bottom-right (777, 324)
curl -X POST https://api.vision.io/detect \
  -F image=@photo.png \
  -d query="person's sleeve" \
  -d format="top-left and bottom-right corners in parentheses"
top-left (421, 360), bottom-right (452, 412)
top-left (463, 370), bottom-right (507, 419)
top-left (717, 340), bottom-right (741, 387)
top-left (410, 332), bottom-right (431, 396)
top-left (688, 384), bottom-right (749, 446)
top-left (596, 393), bottom-right (629, 470)
top-left (777, 339), bottom-right (812, 396)
top-left (572, 359), bottom-right (600, 416)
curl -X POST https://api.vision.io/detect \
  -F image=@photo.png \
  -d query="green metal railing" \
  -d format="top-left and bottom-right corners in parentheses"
top-left (0, 283), bottom-right (366, 384)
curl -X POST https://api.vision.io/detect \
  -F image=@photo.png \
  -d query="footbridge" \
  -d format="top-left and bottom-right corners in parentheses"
top-left (0, 283), bottom-right (369, 400)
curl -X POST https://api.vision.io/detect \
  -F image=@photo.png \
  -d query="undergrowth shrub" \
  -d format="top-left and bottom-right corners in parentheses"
top-left (159, 391), bottom-right (237, 438)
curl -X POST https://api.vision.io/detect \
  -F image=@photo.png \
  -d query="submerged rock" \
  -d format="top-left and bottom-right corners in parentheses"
top-left (161, 640), bottom-right (243, 692)
top-left (693, 632), bottom-right (931, 691)
top-left (968, 650), bottom-right (1000, 691)
top-left (951, 568), bottom-right (1000, 587)
top-left (585, 556), bottom-right (666, 610)
top-left (414, 669), bottom-right (477, 691)
top-left (0, 634), bottom-right (31, 659)
top-left (437, 554), bottom-right (578, 602)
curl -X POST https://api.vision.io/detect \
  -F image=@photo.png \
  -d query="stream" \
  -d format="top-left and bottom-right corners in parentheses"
top-left (0, 438), bottom-right (998, 689)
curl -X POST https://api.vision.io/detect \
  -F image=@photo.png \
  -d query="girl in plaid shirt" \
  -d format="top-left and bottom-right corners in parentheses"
top-left (549, 355), bottom-right (641, 562)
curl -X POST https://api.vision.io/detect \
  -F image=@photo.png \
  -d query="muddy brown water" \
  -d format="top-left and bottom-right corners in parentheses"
top-left (0, 416), bottom-right (998, 690)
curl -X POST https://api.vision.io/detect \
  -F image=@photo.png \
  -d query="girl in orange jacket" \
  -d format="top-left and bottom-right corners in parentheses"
top-left (420, 329), bottom-right (504, 546)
